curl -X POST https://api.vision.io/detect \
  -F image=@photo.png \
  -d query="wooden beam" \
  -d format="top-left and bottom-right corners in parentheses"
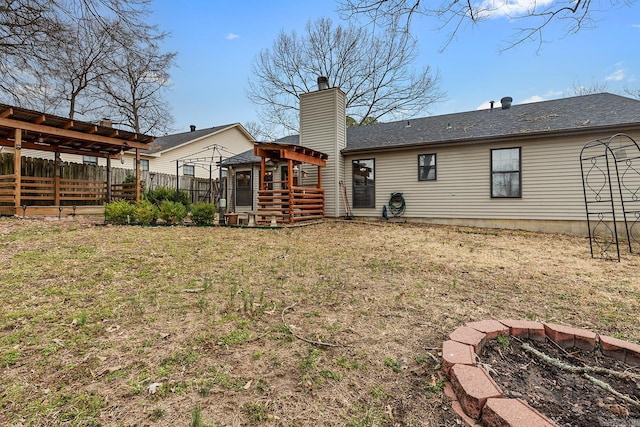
top-left (0, 108), bottom-right (13, 118)
top-left (280, 149), bottom-right (327, 167)
top-left (34, 115), bottom-right (46, 124)
top-left (0, 117), bottom-right (150, 149)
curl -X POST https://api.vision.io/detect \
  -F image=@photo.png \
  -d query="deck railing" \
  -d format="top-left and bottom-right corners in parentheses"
top-left (257, 186), bottom-right (324, 223)
top-left (0, 177), bottom-right (141, 207)
top-left (0, 174), bottom-right (15, 204)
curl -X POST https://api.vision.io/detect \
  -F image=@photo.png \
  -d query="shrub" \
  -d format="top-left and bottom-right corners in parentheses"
top-left (133, 199), bottom-right (158, 225)
top-left (146, 186), bottom-right (190, 209)
top-left (190, 202), bottom-right (216, 225)
top-left (158, 200), bottom-right (187, 224)
top-left (105, 200), bottom-right (135, 224)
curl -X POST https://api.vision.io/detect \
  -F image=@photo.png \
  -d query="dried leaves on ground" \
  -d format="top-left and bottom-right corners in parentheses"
top-left (1, 218), bottom-right (639, 426)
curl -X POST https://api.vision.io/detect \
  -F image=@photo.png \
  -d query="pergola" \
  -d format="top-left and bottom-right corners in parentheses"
top-left (0, 103), bottom-right (154, 216)
top-left (254, 142), bottom-right (328, 224)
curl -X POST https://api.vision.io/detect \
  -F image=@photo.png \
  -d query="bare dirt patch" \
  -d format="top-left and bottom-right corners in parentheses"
top-left (481, 337), bottom-right (640, 426)
top-left (1, 218), bottom-right (640, 426)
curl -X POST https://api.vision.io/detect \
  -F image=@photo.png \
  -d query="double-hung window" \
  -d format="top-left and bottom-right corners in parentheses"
top-left (491, 148), bottom-right (521, 198)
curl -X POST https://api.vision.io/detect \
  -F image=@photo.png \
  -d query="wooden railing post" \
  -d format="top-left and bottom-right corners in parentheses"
top-left (54, 152), bottom-right (60, 205)
top-left (135, 149), bottom-right (141, 201)
top-left (14, 129), bottom-right (21, 210)
top-left (106, 157), bottom-right (112, 203)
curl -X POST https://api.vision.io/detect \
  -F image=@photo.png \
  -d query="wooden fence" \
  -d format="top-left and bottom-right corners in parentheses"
top-left (0, 153), bottom-right (217, 205)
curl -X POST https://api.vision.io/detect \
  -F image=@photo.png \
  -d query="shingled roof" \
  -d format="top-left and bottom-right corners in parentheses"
top-left (344, 93), bottom-right (640, 152)
top-left (146, 123), bottom-right (251, 154)
top-left (222, 93), bottom-right (640, 165)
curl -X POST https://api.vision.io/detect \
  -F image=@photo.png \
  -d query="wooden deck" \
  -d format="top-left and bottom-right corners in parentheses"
top-left (257, 186), bottom-right (325, 224)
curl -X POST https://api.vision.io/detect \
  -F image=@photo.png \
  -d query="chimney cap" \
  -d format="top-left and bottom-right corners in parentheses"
top-left (317, 76), bottom-right (329, 91)
top-left (190, 125), bottom-right (196, 132)
top-left (500, 97), bottom-right (513, 109)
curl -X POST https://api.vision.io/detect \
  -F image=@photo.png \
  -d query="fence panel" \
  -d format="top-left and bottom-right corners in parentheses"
top-left (0, 154), bottom-right (217, 204)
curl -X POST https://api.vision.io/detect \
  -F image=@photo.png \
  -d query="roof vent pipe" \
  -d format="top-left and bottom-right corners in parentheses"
top-left (500, 97), bottom-right (513, 109)
top-left (489, 101), bottom-right (495, 110)
top-left (190, 125), bottom-right (196, 132)
top-left (317, 76), bottom-right (329, 91)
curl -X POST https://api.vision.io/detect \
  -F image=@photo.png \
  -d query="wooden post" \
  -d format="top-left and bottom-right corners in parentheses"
top-left (106, 157), bottom-right (112, 203)
top-left (260, 157), bottom-right (266, 190)
top-left (14, 129), bottom-right (21, 211)
top-left (54, 152), bottom-right (61, 205)
top-left (135, 149), bottom-right (141, 201)
top-left (287, 159), bottom-right (293, 223)
top-left (317, 165), bottom-right (322, 188)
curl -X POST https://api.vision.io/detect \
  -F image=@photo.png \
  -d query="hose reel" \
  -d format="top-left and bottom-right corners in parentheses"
top-left (388, 192), bottom-right (405, 217)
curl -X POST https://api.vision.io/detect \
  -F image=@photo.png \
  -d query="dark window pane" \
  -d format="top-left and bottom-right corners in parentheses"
top-left (491, 148), bottom-right (521, 198)
top-left (236, 171), bottom-right (252, 206)
top-left (418, 154), bottom-right (436, 181)
top-left (352, 159), bottom-right (375, 208)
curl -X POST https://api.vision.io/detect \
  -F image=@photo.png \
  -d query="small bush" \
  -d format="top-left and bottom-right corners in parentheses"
top-left (133, 199), bottom-right (158, 225)
top-left (105, 200), bottom-right (135, 224)
top-left (190, 202), bottom-right (216, 225)
top-left (146, 186), bottom-right (190, 209)
top-left (158, 200), bottom-right (187, 224)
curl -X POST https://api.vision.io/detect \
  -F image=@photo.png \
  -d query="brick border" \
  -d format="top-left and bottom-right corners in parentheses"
top-left (442, 320), bottom-right (640, 426)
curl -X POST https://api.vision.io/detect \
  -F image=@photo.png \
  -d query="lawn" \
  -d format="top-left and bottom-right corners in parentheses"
top-left (1, 218), bottom-right (639, 426)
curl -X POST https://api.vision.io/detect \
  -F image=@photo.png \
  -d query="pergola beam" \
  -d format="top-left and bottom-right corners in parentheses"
top-left (0, 117), bottom-right (149, 150)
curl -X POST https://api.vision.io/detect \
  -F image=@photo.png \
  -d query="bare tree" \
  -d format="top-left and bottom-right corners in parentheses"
top-left (247, 17), bottom-right (443, 135)
top-left (625, 87), bottom-right (640, 100)
top-left (0, 0), bottom-right (176, 136)
top-left (568, 79), bottom-right (608, 96)
top-left (338, 0), bottom-right (637, 51)
top-left (99, 40), bottom-right (176, 134)
top-left (33, 17), bottom-right (119, 119)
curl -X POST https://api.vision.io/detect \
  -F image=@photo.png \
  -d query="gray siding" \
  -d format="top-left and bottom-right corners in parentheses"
top-left (343, 131), bottom-right (640, 226)
top-left (300, 88), bottom-right (346, 218)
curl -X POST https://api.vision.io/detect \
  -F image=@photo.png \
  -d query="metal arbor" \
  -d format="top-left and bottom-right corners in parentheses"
top-left (580, 133), bottom-right (640, 261)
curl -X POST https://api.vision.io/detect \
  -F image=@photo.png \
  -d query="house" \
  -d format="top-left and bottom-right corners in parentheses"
top-left (130, 124), bottom-right (255, 179)
top-left (224, 89), bottom-right (640, 235)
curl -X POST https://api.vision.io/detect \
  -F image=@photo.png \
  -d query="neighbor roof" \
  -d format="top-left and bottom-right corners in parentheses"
top-left (146, 123), bottom-right (253, 154)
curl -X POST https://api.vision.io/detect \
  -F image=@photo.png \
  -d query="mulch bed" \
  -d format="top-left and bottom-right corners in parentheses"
top-left (480, 336), bottom-right (640, 427)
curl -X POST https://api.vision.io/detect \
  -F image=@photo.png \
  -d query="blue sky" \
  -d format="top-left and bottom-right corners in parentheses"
top-left (151, 0), bottom-right (640, 136)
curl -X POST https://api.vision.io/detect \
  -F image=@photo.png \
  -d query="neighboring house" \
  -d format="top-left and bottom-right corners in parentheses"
top-left (23, 123), bottom-right (255, 182)
top-left (133, 124), bottom-right (255, 179)
top-left (226, 89), bottom-right (640, 235)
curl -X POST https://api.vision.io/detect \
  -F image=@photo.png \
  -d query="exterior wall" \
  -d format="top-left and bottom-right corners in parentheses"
top-left (145, 127), bottom-right (254, 179)
top-left (300, 87), bottom-right (346, 218)
top-left (342, 130), bottom-right (640, 234)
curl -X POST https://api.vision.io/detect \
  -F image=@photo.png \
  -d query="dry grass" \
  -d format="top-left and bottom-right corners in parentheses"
top-left (1, 218), bottom-right (639, 426)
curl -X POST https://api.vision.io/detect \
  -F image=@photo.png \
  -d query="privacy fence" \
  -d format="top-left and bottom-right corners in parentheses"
top-left (0, 153), bottom-right (217, 207)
